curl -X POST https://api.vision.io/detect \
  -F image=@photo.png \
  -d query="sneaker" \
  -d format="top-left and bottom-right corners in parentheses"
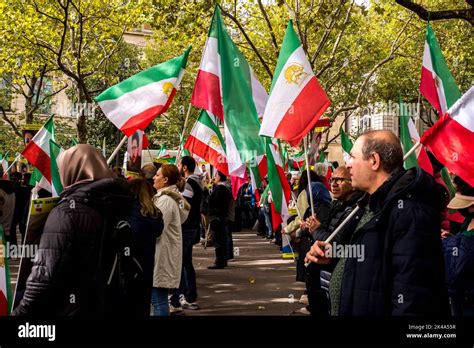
top-left (169, 304), bottom-right (184, 315)
top-left (299, 306), bottom-right (310, 315)
top-left (180, 299), bottom-right (200, 310)
top-left (299, 294), bottom-right (309, 305)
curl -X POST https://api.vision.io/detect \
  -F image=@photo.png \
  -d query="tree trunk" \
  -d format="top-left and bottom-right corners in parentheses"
top-left (76, 84), bottom-right (92, 143)
top-left (24, 77), bottom-right (37, 124)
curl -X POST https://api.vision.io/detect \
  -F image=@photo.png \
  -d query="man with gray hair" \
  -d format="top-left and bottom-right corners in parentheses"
top-left (306, 130), bottom-right (449, 316)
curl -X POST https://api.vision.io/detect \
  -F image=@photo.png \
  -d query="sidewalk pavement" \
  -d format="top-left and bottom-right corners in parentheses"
top-left (186, 230), bottom-right (307, 315)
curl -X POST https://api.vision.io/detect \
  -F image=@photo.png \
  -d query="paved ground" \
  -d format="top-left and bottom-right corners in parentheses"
top-left (8, 229), bottom-right (307, 315)
top-left (186, 229), bottom-right (306, 315)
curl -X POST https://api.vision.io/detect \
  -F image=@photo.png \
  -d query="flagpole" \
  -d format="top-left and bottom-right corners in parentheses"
top-left (176, 103), bottom-right (192, 163)
top-left (5, 153), bottom-right (22, 173)
top-left (107, 135), bottom-right (128, 165)
top-left (303, 135), bottom-right (315, 216)
top-left (403, 141), bottom-right (422, 161)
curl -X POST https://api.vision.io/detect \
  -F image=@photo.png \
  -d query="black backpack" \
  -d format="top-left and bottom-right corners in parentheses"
top-left (64, 195), bottom-right (145, 318)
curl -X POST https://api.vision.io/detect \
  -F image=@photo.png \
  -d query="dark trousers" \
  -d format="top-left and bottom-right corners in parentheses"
top-left (306, 263), bottom-right (330, 317)
top-left (211, 218), bottom-right (228, 267)
top-left (170, 228), bottom-right (198, 306)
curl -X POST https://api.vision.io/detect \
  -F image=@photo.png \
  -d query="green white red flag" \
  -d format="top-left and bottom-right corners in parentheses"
top-left (96, 47), bottom-right (191, 136)
top-left (399, 96), bottom-right (433, 175)
top-left (420, 23), bottom-right (461, 116)
top-left (191, 7), bottom-right (267, 178)
top-left (21, 116), bottom-right (63, 197)
top-left (185, 110), bottom-right (228, 175)
top-left (340, 128), bottom-right (353, 164)
top-left (421, 86), bottom-right (474, 187)
top-left (259, 20), bottom-right (331, 146)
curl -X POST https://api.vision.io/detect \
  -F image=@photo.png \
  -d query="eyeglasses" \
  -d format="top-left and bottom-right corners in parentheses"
top-left (329, 177), bottom-right (351, 184)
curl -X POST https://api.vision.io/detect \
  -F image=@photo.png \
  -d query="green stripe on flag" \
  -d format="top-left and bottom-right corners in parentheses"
top-left (199, 111), bottom-right (226, 150)
top-left (95, 47), bottom-right (191, 102)
top-left (426, 24), bottom-right (461, 109)
top-left (50, 139), bottom-right (63, 195)
top-left (215, 6), bottom-right (264, 162)
top-left (270, 20), bottom-right (301, 93)
top-left (399, 96), bottom-right (418, 170)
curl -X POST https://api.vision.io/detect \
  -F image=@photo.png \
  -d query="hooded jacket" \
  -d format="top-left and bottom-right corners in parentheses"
top-left (153, 185), bottom-right (190, 289)
top-left (12, 177), bottom-right (133, 317)
top-left (337, 168), bottom-right (450, 316)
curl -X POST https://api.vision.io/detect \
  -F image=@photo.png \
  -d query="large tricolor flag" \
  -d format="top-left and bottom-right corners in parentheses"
top-left (0, 225), bottom-right (12, 315)
top-left (420, 23), bottom-right (461, 116)
top-left (399, 96), bottom-right (433, 175)
top-left (420, 86), bottom-right (474, 187)
top-left (340, 128), bottom-right (353, 164)
top-left (21, 117), bottom-right (63, 197)
top-left (96, 47), bottom-right (191, 136)
top-left (191, 7), bottom-right (267, 177)
top-left (185, 110), bottom-right (229, 176)
top-left (259, 20), bottom-right (331, 146)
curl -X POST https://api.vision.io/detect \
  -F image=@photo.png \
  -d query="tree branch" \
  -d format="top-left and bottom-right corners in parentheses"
top-left (257, 0), bottom-right (279, 58)
top-left (395, 0), bottom-right (474, 25)
top-left (315, 0), bottom-right (355, 78)
top-left (310, 0), bottom-right (345, 67)
top-left (0, 106), bottom-right (22, 137)
top-left (220, 5), bottom-right (273, 79)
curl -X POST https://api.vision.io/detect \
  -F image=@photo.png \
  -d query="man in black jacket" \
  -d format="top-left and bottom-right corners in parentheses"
top-left (306, 130), bottom-right (449, 316)
top-left (170, 156), bottom-right (203, 311)
top-left (303, 166), bottom-right (363, 316)
top-left (208, 171), bottom-right (232, 269)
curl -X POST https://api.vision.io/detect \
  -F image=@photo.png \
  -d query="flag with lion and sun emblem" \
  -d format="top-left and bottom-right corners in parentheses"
top-left (259, 20), bottom-right (330, 146)
top-left (95, 47), bottom-right (191, 136)
top-left (185, 110), bottom-right (228, 175)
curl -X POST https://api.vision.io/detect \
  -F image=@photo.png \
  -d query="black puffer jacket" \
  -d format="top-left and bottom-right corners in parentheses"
top-left (338, 168), bottom-right (450, 316)
top-left (314, 190), bottom-right (365, 243)
top-left (12, 178), bottom-right (133, 317)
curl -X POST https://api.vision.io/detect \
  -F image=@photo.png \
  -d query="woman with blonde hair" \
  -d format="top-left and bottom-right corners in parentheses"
top-left (151, 164), bottom-right (190, 316)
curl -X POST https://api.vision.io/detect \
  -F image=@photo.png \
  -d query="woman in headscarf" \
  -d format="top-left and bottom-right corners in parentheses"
top-left (151, 164), bottom-right (190, 316)
top-left (12, 144), bottom-right (134, 317)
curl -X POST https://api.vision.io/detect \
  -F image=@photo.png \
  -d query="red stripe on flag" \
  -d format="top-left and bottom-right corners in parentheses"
top-left (231, 174), bottom-right (247, 201)
top-left (120, 89), bottom-right (177, 136)
top-left (421, 112), bottom-right (474, 187)
top-left (21, 141), bottom-right (51, 182)
top-left (420, 66), bottom-right (442, 116)
top-left (271, 202), bottom-right (282, 232)
top-left (275, 77), bottom-right (331, 147)
top-left (191, 70), bottom-right (224, 122)
top-left (184, 135), bottom-right (228, 176)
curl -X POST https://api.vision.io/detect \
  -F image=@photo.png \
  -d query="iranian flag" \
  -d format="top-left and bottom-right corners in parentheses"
top-left (265, 137), bottom-right (291, 228)
top-left (420, 23), bottom-right (461, 116)
top-left (185, 110), bottom-right (229, 176)
top-left (340, 128), bottom-right (353, 164)
top-left (0, 225), bottom-right (12, 315)
top-left (399, 97), bottom-right (433, 175)
top-left (259, 20), bottom-right (331, 146)
top-left (156, 145), bottom-right (175, 164)
top-left (21, 117), bottom-right (63, 197)
top-left (290, 149), bottom-right (305, 169)
top-left (96, 47), bottom-right (191, 136)
top-left (421, 86), bottom-right (474, 187)
top-left (191, 7), bottom-right (268, 177)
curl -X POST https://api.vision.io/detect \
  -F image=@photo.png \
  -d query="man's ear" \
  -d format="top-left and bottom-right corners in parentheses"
top-left (371, 152), bottom-right (382, 171)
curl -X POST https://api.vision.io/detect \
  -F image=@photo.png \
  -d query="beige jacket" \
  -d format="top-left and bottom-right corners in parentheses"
top-left (152, 185), bottom-right (190, 289)
top-left (284, 190), bottom-right (308, 234)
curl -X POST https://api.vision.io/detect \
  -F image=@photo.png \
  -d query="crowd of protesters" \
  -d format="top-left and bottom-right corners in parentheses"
top-left (2, 129), bottom-right (474, 317)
